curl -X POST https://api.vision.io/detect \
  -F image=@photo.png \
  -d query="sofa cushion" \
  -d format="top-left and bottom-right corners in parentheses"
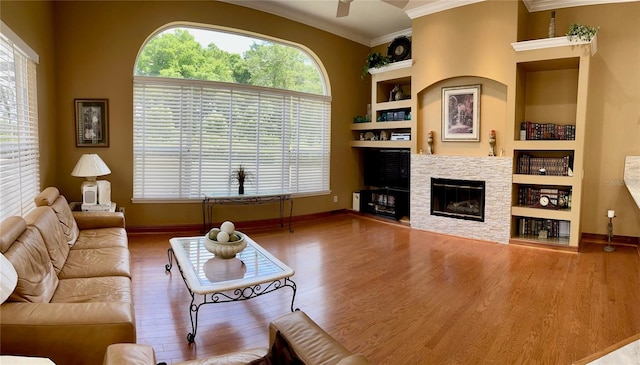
top-left (58, 246), bottom-right (131, 279)
top-left (33, 186), bottom-right (79, 246)
top-left (50, 194), bottom-right (80, 247)
top-left (74, 227), bottom-right (128, 250)
top-left (52, 276), bottom-right (132, 303)
top-left (35, 187), bottom-right (80, 246)
top-left (0, 216), bottom-right (27, 253)
top-left (33, 186), bottom-right (61, 207)
top-left (248, 331), bottom-right (304, 365)
top-left (2, 224), bottom-right (59, 303)
top-left (176, 349), bottom-right (267, 365)
top-left (24, 206), bottom-right (70, 274)
top-left (269, 311), bottom-right (353, 365)
top-left (103, 344), bottom-right (156, 365)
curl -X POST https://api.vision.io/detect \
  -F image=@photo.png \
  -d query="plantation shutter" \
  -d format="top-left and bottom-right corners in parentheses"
top-left (133, 77), bottom-right (330, 201)
top-left (0, 22), bottom-right (40, 220)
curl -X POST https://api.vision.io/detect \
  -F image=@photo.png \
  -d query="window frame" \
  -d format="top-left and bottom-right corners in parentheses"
top-left (0, 21), bottom-right (40, 220)
top-left (132, 25), bottom-right (332, 202)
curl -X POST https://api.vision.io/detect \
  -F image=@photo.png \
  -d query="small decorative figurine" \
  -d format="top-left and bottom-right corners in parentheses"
top-left (427, 130), bottom-right (434, 155)
top-left (488, 130), bottom-right (496, 156)
top-left (389, 84), bottom-right (404, 102)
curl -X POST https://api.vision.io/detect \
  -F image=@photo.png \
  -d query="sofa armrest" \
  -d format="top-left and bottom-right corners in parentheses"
top-left (103, 344), bottom-right (156, 365)
top-left (0, 302), bottom-right (136, 365)
top-left (269, 311), bottom-right (368, 365)
top-left (73, 211), bottom-right (125, 230)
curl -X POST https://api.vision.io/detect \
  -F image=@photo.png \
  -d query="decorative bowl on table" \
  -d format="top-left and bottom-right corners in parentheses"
top-left (203, 231), bottom-right (247, 259)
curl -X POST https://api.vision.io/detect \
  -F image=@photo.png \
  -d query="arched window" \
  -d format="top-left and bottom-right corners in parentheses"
top-left (133, 25), bottom-right (331, 200)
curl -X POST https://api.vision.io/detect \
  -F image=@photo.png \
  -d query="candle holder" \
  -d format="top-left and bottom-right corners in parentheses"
top-left (488, 130), bottom-right (496, 157)
top-left (604, 214), bottom-right (616, 252)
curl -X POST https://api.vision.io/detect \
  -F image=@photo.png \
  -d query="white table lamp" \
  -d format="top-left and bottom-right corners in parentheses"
top-left (0, 252), bottom-right (18, 303)
top-left (71, 154), bottom-right (111, 205)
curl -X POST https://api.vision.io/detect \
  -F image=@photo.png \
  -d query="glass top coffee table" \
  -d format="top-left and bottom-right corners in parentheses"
top-left (165, 234), bottom-right (297, 343)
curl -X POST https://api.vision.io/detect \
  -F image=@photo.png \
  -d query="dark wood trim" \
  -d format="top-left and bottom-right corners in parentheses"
top-left (581, 232), bottom-right (640, 247)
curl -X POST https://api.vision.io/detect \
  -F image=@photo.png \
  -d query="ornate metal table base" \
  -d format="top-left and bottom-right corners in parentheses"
top-left (166, 248), bottom-right (298, 343)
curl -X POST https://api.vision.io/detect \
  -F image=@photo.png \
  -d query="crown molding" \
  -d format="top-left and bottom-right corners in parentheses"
top-left (523, 0), bottom-right (639, 12)
top-left (405, 0), bottom-right (485, 19)
top-left (370, 28), bottom-right (413, 47)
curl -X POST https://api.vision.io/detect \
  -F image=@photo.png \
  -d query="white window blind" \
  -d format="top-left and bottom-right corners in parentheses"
top-left (0, 24), bottom-right (40, 220)
top-left (133, 77), bottom-right (330, 200)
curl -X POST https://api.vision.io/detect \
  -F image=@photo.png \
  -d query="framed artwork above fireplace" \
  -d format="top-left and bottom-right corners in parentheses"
top-left (442, 84), bottom-right (481, 141)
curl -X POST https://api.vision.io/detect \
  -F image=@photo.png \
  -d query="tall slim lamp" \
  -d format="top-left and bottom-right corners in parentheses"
top-left (604, 210), bottom-right (616, 252)
top-left (71, 154), bottom-right (111, 206)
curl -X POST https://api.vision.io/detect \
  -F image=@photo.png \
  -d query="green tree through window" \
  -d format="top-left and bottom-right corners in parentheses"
top-left (133, 26), bottom-right (331, 201)
top-left (135, 28), bottom-right (324, 94)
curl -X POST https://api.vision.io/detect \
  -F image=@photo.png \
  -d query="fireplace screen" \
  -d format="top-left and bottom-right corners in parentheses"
top-left (431, 178), bottom-right (485, 222)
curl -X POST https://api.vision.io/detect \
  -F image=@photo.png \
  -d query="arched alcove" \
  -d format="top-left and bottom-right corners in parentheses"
top-left (416, 76), bottom-right (508, 157)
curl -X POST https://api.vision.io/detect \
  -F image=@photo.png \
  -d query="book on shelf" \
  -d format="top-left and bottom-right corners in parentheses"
top-left (516, 155), bottom-right (571, 176)
top-left (517, 187), bottom-right (572, 209)
top-left (520, 121), bottom-right (576, 141)
top-left (517, 217), bottom-right (570, 239)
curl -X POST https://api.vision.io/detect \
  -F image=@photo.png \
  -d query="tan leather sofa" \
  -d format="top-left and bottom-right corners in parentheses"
top-left (104, 310), bottom-right (369, 365)
top-left (0, 187), bottom-right (135, 365)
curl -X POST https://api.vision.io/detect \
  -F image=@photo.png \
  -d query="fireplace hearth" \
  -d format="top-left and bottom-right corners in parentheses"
top-left (431, 178), bottom-right (485, 222)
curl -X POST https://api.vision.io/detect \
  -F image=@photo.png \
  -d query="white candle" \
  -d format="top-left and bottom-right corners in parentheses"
top-left (607, 210), bottom-right (615, 218)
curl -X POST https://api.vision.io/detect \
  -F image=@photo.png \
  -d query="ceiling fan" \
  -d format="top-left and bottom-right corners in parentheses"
top-left (336, 0), bottom-right (410, 18)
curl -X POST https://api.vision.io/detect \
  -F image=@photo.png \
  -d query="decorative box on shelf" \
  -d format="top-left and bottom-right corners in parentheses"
top-left (390, 132), bottom-right (411, 141)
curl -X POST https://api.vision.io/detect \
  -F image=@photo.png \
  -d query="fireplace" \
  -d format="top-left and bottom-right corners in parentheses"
top-left (431, 178), bottom-right (485, 222)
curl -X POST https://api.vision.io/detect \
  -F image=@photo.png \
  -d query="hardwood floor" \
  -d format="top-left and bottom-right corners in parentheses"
top-left (130, 213), bottom-right (640, 364)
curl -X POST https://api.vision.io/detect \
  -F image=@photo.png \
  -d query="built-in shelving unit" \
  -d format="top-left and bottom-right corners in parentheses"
top-left (350, 59), bottom-right (414, 149)
top-left (509, 36), bottom-right (595, 248)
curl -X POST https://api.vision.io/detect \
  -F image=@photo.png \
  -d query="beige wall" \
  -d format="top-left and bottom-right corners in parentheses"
top-left (1, 1), bottom-right (58, 188)
top-left (527, 3), bottom-right (640, 237)
top-left (3, 0), bottom-right (639, 237)
top-left (3, 1), bottom-right (369, 228)
top-left (411, 0), bottom-right (518, 157)
top-left (410, 0), bottom-right (639, 238)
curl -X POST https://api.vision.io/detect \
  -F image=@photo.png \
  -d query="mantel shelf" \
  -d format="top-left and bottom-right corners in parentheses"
top-left (368, 59), bottom-right (413, 74)
top-left (511, 35), bottom-right (597, 56)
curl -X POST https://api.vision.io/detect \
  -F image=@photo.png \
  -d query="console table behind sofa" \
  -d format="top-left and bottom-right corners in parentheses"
top-left (202, 192), bottom-right (293, 233)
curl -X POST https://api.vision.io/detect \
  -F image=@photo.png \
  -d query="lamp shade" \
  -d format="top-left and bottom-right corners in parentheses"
top-left (0, 252), bottom-right (18, 303)
top-left (71, 154), bottom-right (111, 178)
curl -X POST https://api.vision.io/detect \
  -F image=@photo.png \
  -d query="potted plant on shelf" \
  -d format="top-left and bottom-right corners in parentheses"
top-left (232, 165), bottom-right (250, 195)
top-left (566, 23), bottom-right (599, 42)
top-left (362, 52), bottom-right (390, 79)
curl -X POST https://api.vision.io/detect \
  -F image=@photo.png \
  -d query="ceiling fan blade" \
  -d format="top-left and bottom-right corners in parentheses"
top-left (336, 0), bottom-right (350, 17)
top-left (380, 0), bottom-right (409, 9)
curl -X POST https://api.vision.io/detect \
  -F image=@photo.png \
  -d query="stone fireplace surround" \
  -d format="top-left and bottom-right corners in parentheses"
top-left (411, 155), bottom-right (513, 244)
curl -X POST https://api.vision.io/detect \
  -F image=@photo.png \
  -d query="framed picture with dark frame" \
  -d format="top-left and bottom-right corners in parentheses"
top-left (442, 84), bottom-right (481, 141)
top-left (75, 98), bottom-right (109, 147)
